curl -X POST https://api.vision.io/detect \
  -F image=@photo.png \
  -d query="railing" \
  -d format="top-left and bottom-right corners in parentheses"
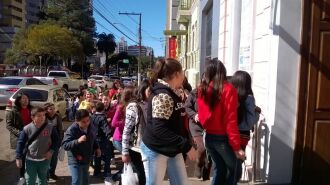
top-left (179, 0), bottom-right (192, 10)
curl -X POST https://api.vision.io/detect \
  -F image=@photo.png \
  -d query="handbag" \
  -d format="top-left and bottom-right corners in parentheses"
top-left (121, 163), bottom-right (139, 185)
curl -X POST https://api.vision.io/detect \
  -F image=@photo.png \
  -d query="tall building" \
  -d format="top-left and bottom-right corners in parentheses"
top-left (0, 0), bottom-right (47, 63)
top-left (127, 45), bottom-right (147, 56)
top-left (115, 37), bottom-right (128, 53)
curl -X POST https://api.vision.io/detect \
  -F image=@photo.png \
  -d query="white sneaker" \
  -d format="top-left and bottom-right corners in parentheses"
top-left (17, 177), bottom-right (25, 185)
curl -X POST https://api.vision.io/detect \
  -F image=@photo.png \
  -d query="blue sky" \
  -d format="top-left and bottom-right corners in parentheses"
top-left (93, 0), bottom-right (166, 57)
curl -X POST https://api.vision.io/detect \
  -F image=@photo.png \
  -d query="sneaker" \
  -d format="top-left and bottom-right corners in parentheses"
top-left (49, 174), bottom-right (59, 180)
top-left (17, 177), bottom-right (25, 185)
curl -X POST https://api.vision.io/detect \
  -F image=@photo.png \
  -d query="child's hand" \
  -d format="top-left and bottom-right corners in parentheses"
top-left (16, 159), bottom-right (22, 168)
top-left (95, 148), bottom-right (101, 157)
top-left (45, 151), bottom-right (53, 160)
top-left (78, 135), bottom-right (87, 143)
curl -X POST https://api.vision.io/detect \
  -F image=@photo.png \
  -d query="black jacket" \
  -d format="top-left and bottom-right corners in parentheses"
top-left (90, 113), bottom-right (112, 141)
top-left (142, 81), bottom-right (192, 157)
top-left (185, 89), bottom-right (204, 137)
top-left (6, 107), bottom-right (28, 149)
top-left (62, 123), bottom-right (99, 165)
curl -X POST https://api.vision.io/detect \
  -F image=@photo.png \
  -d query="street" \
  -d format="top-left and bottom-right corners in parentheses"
top-left (0, 110), bottom-right (214, 185)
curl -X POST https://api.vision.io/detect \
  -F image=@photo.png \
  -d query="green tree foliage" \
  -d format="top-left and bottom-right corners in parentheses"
top-left (43, 0), bottom-right (96, 56)
top-left (4, 29), bottom-right (27, 64)
top-left (97, 33), bottom-right (117, 73)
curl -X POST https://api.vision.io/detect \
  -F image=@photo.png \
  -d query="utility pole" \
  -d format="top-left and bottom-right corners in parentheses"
top-left (119, 12), bottom-right (142, 86)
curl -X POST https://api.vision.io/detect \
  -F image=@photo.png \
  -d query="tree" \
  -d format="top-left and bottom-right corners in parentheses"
top-left (97, 33), bottom-right (117, 73)
top-left (25, 23), bottom-right (82, 64)
top-left (42, 0), bottom-right (96, 57)
top-left (4, 29), bottom-right (27, 64)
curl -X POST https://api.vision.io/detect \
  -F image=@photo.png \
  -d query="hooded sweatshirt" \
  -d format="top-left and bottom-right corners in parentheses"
top-left (197, 81), bottom-right (241, 152)
top-left (142, 79), bottom-right (192, 157)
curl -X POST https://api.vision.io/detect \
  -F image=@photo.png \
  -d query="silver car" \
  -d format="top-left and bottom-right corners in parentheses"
top-left (0, 77), bottom-right (45, 107)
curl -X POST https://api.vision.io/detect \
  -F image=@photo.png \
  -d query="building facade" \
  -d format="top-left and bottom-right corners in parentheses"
top-left (127, 45), bottom-right (147, 56)
top-left (166, 0), bottom-right (330, 184)
top-left (0, 0), bottom-right (46, 63)
top-left (115, 37), bottom-right (128, 54)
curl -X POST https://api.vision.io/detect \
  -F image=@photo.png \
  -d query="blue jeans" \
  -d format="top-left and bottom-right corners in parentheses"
top-left (113, 140), bottom-right (122, 152)
top-left (140, 142), bottom-right (188, 185)
top-left (94, 139), bottom-right (112, 176)
top-left (49, 149), bottom-right (59, 175)
top-left (204, 133), bottom-right (239, 185)
top-left (68, 164), bottom-right (89, 185)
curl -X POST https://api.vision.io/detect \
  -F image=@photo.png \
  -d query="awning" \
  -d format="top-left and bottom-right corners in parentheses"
top-left (163, 30), bottom-right (188, 36)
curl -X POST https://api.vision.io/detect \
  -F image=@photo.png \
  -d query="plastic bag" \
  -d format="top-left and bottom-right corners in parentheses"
top-left (121, 163), bottom-right (139, 185)
top-left (58, 147), bottom-right (65, 161)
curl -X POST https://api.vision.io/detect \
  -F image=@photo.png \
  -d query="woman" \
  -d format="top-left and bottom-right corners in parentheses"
top-left (121, 80), bottom-right (151, 185)
top-left (108, 80), bottom-right (120, 100)
top-left (197, 58), bottom-right (245, 185)
top-left (229, 70), bottom-right (261, 182)
top-left (78, 90), bottom-right (95, 112)
top-left (6, 93), bottom-right (33, 182)
top-left (141, 58), bottom-right (196, 185)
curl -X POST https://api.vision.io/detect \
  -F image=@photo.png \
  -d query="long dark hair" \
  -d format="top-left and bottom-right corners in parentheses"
top-left (151, 58), bottom-right (182, 85)
top-left (229, 70), bottom-right (254, 123)
top-left (200, 58), bottom-right (227, 109)
top-left (121, 86), bottom-right (137, 110)
top-left (137, 79), bottom-right (151, 102)
top-left (14, 93), bottom-right (32, 110)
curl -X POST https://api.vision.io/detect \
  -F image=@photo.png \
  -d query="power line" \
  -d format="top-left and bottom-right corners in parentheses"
top-left (93, 6), bottom-right (138, 44)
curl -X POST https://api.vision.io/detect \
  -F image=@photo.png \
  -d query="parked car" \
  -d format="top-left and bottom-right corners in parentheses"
top-left (6, 85), bottom-right (71, 119)
top-left (88, 75), bottom-right (112, 89)
top-left (121, 76), bottom-right (134, 87)
top-left (34, 71), bottom-right (87, 92)
top-left (0, 77), bottom-right (46, 107)
top-left (109, 75), bottom-right (121, 82)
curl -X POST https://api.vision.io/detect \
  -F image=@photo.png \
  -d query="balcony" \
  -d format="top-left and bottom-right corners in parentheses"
top-left (176, 0), bottom-right (192, 24)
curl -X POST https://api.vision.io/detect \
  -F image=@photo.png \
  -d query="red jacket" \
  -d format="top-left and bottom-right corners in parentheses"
top-left (197, 82), bottom-right (241, 151)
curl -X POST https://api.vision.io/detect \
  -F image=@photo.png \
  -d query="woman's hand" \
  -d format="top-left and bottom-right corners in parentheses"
top-left (235, 149), bottom-right (246, 160)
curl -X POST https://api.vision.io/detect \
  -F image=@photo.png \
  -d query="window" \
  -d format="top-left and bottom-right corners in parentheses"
top-left (15, 0), bottom-right (22, 3)
top-left (9, 5), bottom-right (22, 12)
top-left (0, 78), bottom-right (22, 85)
top-left (11, 14), bottom-right (22, 21)
top-left (14, 89), bottom-right (48, 102)
top-left (205, 6), bottom-right (213, 59)
top-left (26, 78), bottom-right (45, 85)
top-left (48, 72), bottom-right (67, 77)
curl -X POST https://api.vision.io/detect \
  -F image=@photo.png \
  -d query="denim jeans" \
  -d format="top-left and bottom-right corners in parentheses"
top-left (94, 139), bottom-right (112, 176)
top-left (204, 133), bottom-right (239, 185)
top-left (25, 159), bottom-right (50, 185)
top-left (49, 149), bottom-right (59, 175)
top-left (113, 140), bottom-right (122, 152)
top-left (69, 164), bottom-right (89, 185)
top-left (140, 142), bottom-right (188, 185)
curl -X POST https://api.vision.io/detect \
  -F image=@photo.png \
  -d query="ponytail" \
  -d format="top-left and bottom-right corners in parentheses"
top-left (151, 58), bottom-right (182, 85)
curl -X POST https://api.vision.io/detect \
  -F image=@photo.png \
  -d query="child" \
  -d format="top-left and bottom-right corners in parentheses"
top-left (16, 107), bottom-right (60, 185)
top-left (79, 90), bottom-right (95, 113)
top-left (44, 103), bottom-right (64, 180)
top-left (62, 109), bottom-right (101, 185)
top-left (91, 102), bottom-right (113, 177)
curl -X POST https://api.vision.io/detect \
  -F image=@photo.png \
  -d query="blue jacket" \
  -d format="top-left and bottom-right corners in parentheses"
top-left (62, 123), bottom-right (99, 165)
top-left (238, 95), bottom-right (260, 131)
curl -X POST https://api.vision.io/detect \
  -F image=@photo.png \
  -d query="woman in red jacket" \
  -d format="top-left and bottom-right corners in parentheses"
top-left (197, 58), bottom-right (245, 185)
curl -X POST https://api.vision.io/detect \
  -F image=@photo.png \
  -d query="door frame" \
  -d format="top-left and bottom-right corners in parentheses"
top-left (292, 0), bottom-right (312, 184)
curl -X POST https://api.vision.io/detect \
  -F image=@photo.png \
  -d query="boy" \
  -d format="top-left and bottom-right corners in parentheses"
top-left (62, 109), bottom-right (101, 185)
top-left (16, 107), bottom-right (60, 185)
top-left (91, 102), bottom-right (113, 177)
top-left (44, 103), bottom-right (64, 180)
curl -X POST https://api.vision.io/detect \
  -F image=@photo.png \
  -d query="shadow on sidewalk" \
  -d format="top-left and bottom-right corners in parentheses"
top-left (48, 176), bottom-right (104, 185)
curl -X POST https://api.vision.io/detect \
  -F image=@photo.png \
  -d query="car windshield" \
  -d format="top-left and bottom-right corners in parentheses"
top-left (48, 72), bottom-right (66, 77)
top-left (90, 76), bottom-right (103, 80)
top-left (0, 78), bottom-right (22, 85)
top-left (14, 89), bottom-right (48, 101)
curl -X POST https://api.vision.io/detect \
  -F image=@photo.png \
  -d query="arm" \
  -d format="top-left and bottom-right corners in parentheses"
top-left (224, 87), bottom-right (241, 152)
top-left (6, 111), bottom-right (20, 137)
top-left (122, 103), bottom-right (138, 155)
top-left (185, 91), bottom-right (197, 120)
top-left (61, 128), bottom-right (79, 151)
top-left (111, 105), bottom-right (124, 128)
top-left (50, 127), bottom-right (60, 152)
top-left (16, 130), bottom-right (28, 159)
top-left (150, 94), bottom-right (192, 153)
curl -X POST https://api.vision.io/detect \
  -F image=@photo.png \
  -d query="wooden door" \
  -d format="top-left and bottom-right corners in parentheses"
top-left (295, 0), bottom-right (330, 184)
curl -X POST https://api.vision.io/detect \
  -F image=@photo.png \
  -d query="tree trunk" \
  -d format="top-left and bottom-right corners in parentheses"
top-left (105, 52), bottom-right (109, 74)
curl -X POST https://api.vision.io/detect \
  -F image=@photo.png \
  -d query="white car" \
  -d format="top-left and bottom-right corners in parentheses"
top-left (121, 76), bottom-right (133, 87)
top-left (88, 75), bottom-right (112, 89)
top-left (6, 85), bottom-right (71, 119)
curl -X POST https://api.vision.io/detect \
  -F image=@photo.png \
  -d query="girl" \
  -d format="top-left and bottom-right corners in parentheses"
top-left (108, 80), bottom-right (120, 100)
top-left (78, 90), bottom-right (95, 112)
top-left (197, 58), bottom-right (245, 185)
top-left (121, 79), bottom-right (151, 185)
top-left (229, 70), bottom-right (261, 181)
top-left (141, 58), bottom-right (196, 185)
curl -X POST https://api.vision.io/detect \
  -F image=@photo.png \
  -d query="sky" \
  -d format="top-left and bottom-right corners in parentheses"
top-left (93, 0), bottom-right (167, 57)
